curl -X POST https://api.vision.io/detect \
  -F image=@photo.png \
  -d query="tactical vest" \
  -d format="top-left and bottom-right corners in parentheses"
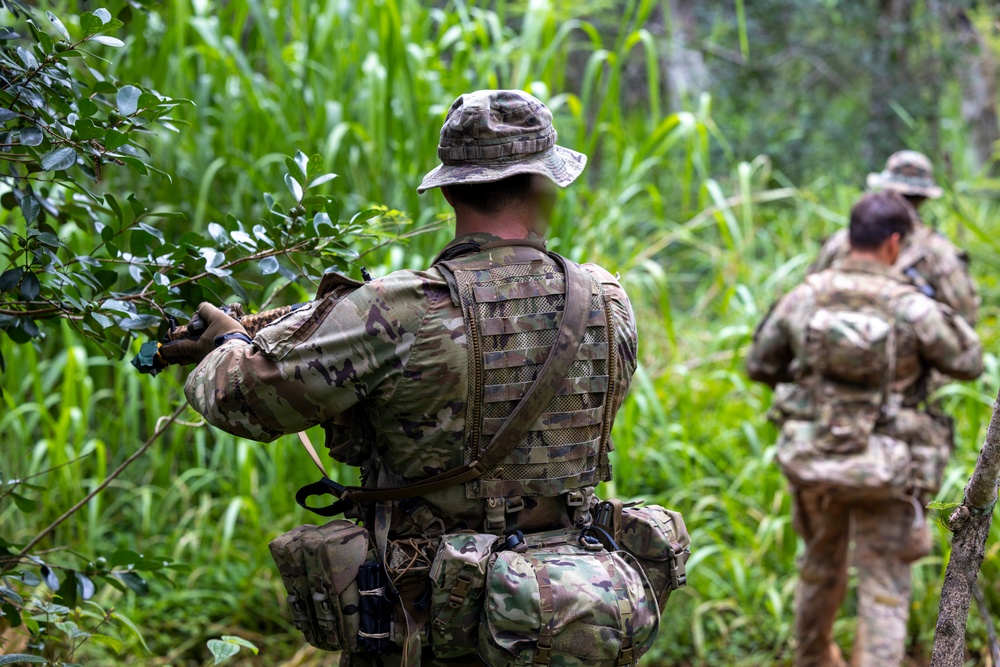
top-left (434, 239), bottom-right (618, 530)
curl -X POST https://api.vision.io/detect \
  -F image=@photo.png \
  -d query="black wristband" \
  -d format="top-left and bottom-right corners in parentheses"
top-left (213, 332), bottom-right (253, 347)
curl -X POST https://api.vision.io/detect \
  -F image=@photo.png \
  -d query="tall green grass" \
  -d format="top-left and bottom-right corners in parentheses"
top-left (4, 1), bottom-right (1000, 665)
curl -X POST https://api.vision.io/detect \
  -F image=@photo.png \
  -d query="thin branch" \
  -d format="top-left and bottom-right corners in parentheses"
top-left (2, 402), bottom-right (189, 571)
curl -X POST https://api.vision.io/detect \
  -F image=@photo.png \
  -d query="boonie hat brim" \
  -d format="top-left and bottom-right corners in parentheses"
top-left (417, 144), bottom-right (586, 194)
top-left (866, 171), bottom-right (943, 199)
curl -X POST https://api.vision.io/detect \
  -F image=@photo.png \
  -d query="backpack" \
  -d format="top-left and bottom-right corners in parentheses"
top-left (776, 281), bottom-right (913, 498)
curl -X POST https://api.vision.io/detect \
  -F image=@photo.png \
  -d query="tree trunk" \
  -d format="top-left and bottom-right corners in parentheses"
top-left (663, 0), bottom-right (708, 111)
top-left (930, 390), bottom-right (1000, 666)
top-left (951, 9), bottom-right (1000, 175)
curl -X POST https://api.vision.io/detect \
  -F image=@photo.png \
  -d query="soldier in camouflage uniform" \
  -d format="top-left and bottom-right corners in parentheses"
top-left (160, 90), bottom-right (640, 666)
top-left (747, 191), bottom-right (982, 667)
top-left (811, 150), bottom-right (979, 325)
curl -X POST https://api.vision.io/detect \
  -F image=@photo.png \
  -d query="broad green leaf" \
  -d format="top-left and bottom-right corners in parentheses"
top-left (207, 639), bottom-right (240, 664)
top-left (0, 109), bottom-right (17, 122)
top-left (284, 173), bottom-right (303, 200)
top-left (294, 150), bottom-right (309, 180)
top-left (117, 85), bottom-right (141, 116)
top-left (46, 11), bottom-right (70, 40)
top-left (138, 223), bottom-right (164, 242)
top-left (20, 196), bottom-right (39, 223)
top-left (39, 565), bottom-right (58, 591)
top-left (89, 633), bottom-right (124, 654)
top-left (76, 573), bottom-right (95, 600)
top-left (259, 256), bottom-right (279, 275)
top-left (80, 12), bottom-right (103, 36)
top-left (109, 549), bottom-right (141, 567)
top-left (127, 193), bottom-right (147, 216)
top-left (0, 268), bottom-right (23, 292)
top-left (0, 585), bottom-right (24, 605)
top-left (307, 153), bottom-right (325, 181)
top-left (207, 222), bottom-right (228, 243)
top-left (18, 127), bottom-right (42, 146)
top-left (105, 193), bottom-right (123, 222)
top-left (309, 173), bottom-right (338, 188)
top-left (284, 155), bottom-right (305, 182)
top-left (90, 35), bottom-right (124, 48)
top-left (105, 129), bottom-right (128, 150)
top-left (119, 314), bottom-right (161, 331)
top-left (0, 603), bottom-right (21, 628)
top-left (41, 147), bottom-right (77, 171)
top-left (19, 273), bottom-right (39, 301)
top-left (93, 8), bottom-right (112, 24)
top-left (114, 571), bottom-right (149, 595)
top-left (10, 492), bottom-right (36, 513)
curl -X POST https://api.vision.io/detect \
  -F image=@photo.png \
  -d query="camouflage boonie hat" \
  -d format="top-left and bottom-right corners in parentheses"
top-left (417, 89), bottom-right (587, 194)
top-left (866, 150), bottom-right (943, 199)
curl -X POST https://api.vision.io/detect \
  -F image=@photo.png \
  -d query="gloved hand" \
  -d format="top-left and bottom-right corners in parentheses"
top-left (157, 302), bottom-right (252, 367)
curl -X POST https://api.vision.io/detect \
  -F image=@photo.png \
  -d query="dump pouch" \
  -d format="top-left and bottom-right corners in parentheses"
top-left (777, 420), bottom-right (912, 500)
top-left (268, 519), bottom-right (372, 652)
top-left (478, 528), bottom-right (659, 667)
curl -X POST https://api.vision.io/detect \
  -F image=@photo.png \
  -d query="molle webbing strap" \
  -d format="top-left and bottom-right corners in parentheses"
top-left (295, 253), bottom-right (591, 516)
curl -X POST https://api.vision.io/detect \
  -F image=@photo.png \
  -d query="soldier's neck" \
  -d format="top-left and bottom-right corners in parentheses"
top-left (454, 207), bottom-right (545, 240)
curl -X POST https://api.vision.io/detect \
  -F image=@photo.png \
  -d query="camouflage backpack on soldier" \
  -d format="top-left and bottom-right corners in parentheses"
top-left (775, 271), bottom-right (913, 499)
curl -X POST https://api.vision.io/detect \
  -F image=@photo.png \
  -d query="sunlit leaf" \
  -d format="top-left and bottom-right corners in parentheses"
top-left (46, 11), bottom-right (70, 40)
top-left (259, 256), bottom-right (279, 275)
top-left (91, 35), bottom-right (124, 48)
top-left (41, 147), bottom-right (77, 171)
top-left (207, 639), bottom-right (240, 664)
top-left (117, 85), bottom-right (141, 116)
top-left (18, 127), bottom-right (42, 146)
top-left (284, 173), bottom-right (303, 200)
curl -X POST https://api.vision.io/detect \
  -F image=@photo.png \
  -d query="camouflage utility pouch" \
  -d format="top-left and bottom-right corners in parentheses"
top-left (777, 420), bottom-right (912, 500)
top-left (478, 528), bottom-right (659, 667)
top-left (268, 520), bottom-right (373, 652)
top-left (616, 505), bottom-right (691, 611)
top-left (427, 532), bottom-right (500, 658)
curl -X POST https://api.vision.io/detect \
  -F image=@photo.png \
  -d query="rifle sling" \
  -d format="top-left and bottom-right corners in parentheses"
top-left (295, 252), bottom-right (592, 516)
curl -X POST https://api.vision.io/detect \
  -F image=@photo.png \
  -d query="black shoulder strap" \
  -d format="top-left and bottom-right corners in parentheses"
top-left (296, 252), bottom-right (591, 516)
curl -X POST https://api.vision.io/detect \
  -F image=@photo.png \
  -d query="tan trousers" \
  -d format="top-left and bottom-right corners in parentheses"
top-left (791, 489), bottom-right (931, 667)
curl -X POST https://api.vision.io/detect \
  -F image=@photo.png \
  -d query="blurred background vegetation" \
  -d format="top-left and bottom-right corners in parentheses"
top-left (3, 0), bottom-right (1000, 664)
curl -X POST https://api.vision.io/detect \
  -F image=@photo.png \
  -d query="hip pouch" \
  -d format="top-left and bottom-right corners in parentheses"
top-left (613, 503), bottom-right (691, 612)
top-left (477, 528), bottom-right (660, 667)
top-left (269, 519), bottom-right (383, 653)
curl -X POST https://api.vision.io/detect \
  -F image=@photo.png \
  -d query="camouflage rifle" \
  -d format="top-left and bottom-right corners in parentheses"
top-left (130, 302), bottom-right (306, 376)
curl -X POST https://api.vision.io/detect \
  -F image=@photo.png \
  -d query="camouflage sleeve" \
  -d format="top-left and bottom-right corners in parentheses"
top-left (746, 284), bottom-right (812, 387)
top-left (924, 246), bottom-right (979, 326)
top-left (184, 272), bottom-right (431, 441)
top-left (901, 294), bottom-right (983, 381)
top-left (808, 229), bottom-right (849, 274)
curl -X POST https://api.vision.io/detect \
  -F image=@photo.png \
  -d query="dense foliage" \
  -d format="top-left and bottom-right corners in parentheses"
top-left (2, 1), bottom-right (1000, 665)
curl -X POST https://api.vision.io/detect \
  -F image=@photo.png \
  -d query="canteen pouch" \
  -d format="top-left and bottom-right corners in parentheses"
top-left (615, 504), bottom-right (691, 611)
top-left (268, 519), bottom-right (371, 652)
top-left (478, 529), bottom-right (659, 667)
top-left (428, 532), bottom-right (499, 658)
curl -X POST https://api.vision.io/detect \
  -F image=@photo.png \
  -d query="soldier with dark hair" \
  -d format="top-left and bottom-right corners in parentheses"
top-left (160, 90), bottom-right (687, 667)
top-left (812, 150), bottom-right (979, 325)
top-left (748, 190), bottom-right (982, 667)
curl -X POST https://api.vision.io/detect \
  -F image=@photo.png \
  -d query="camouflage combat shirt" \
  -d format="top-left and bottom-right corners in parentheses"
top-left (811, 218), bottom-right (979, 326)
top-left (185, 232), bottom-right (638, 534)
top-left (747, 257), bottom-right (982, 419)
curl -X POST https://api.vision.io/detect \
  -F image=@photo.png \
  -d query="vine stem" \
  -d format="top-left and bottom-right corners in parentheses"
top-left (3, 401), bottom-right (189, 571)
